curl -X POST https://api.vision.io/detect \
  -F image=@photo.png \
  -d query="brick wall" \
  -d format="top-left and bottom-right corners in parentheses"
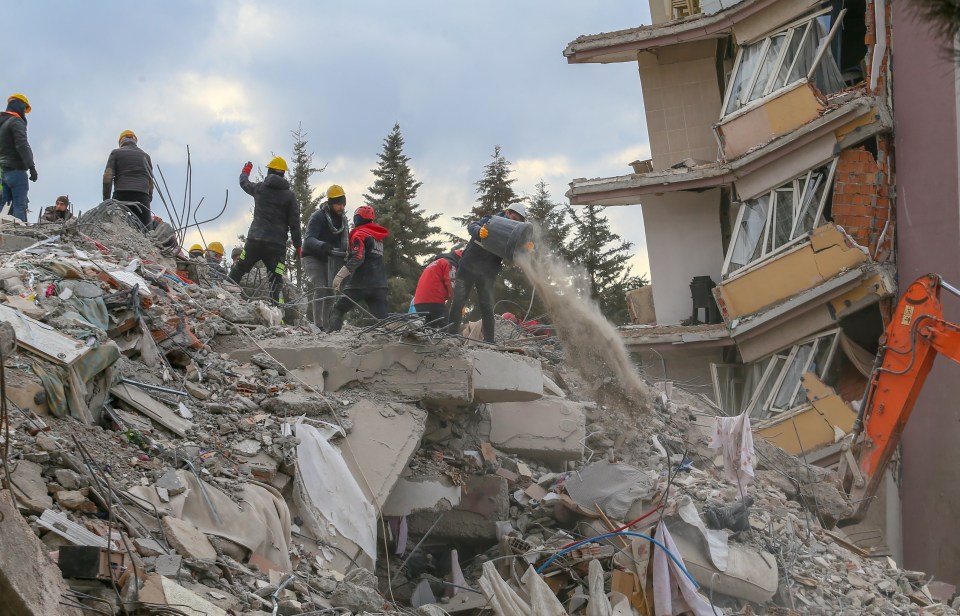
top-left (831, 141), bottom-right (895, 260)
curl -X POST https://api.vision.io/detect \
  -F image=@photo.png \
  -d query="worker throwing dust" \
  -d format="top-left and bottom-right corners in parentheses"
top-left (302, 184), bottom-right (350, 330)
top-left (447, 203), bottom-right (526, 343)
top-left (327, 205), bottom-right (389, 331)
top-left (103, 130), bottom-right (154, 227)
top-left (228, 157), bottom-right (302, 302)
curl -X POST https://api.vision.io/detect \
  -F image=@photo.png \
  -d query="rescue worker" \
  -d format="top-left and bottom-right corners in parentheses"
top-left (413, 248), bottom-right (463, 328)
top-left (205, 241), bottom-right (227, 275)
top-left (302, 184), bottom-right (349, 330)
top-left (230, 247), bottom-right (242, 267)
top-left (41, 195), bottom-right (73, 222)
top-left (188, 244), bottom-right (205, 259)
top-left (228, 157), bottom-right (302, 302)
top-left (328, 205), bottom-right (389, 331)
top-left (0, 93), bottom-right (37, 222)
top-left (103, 130), bottom-right (154, 227)
top-left (447, 203), bottom-right (526, 343)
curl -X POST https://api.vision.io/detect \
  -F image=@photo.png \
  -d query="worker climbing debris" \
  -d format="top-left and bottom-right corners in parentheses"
top-left (328, 204), bottom-right (390, 332)
top-left (102, 129), bottom-right (154, 227)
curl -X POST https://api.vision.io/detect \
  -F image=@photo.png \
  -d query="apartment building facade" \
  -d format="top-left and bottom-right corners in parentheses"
top-left (564, 0), bottom-right (960, 583)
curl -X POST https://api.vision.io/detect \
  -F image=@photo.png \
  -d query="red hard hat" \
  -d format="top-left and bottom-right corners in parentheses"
top-left (355, 205), bottom-right (375, 221)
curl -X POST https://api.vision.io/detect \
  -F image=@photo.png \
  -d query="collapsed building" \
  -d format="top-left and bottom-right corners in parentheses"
top-left (564, 0), bottom-right (960, 585)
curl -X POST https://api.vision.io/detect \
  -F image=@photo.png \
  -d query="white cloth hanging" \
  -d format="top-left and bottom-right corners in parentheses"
top-left (708, 411), bottom-right (756, 486)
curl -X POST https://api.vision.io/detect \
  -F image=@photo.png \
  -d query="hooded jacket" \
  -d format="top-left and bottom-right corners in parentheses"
top-left (103, 139), bottom-right (153, 199)
top-left (414, 251), bottom-right (461, 305)
top-left (303, 202), bottom-right (349, 259)
top-left (241, 171), bottom-right (302, 249)
top-left (459, 212), bottom-right (505, 276)
top-left (0, 110), bottom-right (34, 171)
top-left (343, 222), bottom-right (389, 290)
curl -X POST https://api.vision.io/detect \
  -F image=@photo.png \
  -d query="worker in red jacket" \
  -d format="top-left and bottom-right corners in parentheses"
top-left (413, 249), bottom-right (463, 328)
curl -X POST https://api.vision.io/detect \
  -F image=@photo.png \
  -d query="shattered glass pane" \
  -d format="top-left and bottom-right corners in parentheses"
top-left (725, 41), bottom-right (764, 115)
top-left (773, 342), bottom-right (813, 410)
top-left (772, 25), bottom-right (809, 91)
top-left (749, 356), bottom-right (786, 419)
top-left (788, 18), bottom-right (842, 95)
top-left (771, 189), bottom-right (794, 251)
top-left (728, 197), bottom-right (769, 273)
top-left (793, 167), bottom-right (827, 238)
top-left (747, 34), bottom-right (787, 103)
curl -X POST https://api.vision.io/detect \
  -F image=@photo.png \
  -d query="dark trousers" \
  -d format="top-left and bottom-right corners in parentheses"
top-left (447, 268), bottom-right (495, 343)
top-left (113, 190), bottom-right (153, 227)
top-left (228, 238), bottom-right (287, 302)
top-left (414, 303), bottom-right (448, 329)
top-left (329, 288), bottom-right (389, 331)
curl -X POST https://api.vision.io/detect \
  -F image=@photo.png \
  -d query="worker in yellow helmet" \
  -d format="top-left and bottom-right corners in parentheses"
top-left (188, 243), bottom-right (205, 258)
top-left (0, 93), bottom-right (37, 222)
top-left (229, 156), bottom-right (302, 302)
top-left (301, 184), bottom-right (350, 330)
top-left (204, 241), bottom-right (227, 275)
top-left (103, 129), bottom-right (154, 227)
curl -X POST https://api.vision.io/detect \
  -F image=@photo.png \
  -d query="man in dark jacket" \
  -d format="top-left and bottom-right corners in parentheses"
top-left (413, 249), bottom-right (462, 328)
top-left (228, 157), bottom-right (302, 303)
top-left (328, 205), bottom-right (389, 331)
top-left (302, 184), bottom-right (350, 330)
top-left (0, 94), bottom-right (37, 222)
top-left (447, 203), bottom-right (526, 343)
top-left (103, 130), bottom-right (154, 227)
top-left (41, 196), bottom-right (73, 222)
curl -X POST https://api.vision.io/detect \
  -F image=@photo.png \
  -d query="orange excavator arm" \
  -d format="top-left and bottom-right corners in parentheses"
top-left (846, 274), bottom-right (960, 517)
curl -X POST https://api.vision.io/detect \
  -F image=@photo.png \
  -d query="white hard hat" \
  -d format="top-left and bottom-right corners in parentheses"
top-left (506, 203), bottom-right (527, 219)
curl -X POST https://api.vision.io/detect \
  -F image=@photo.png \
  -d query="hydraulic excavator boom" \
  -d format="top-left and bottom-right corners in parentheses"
top-left (841, 274), bottom-right (960, 519)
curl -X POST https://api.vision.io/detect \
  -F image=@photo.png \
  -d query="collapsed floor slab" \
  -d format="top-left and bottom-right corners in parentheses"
top-left (382, 476), bottom-right (462, 517)
top-left (407, 475), bottom-right (510, 541)
top-left (469, 349), bottom-right (543, 403)
top-left (485, 396), bottom-right (586, 465)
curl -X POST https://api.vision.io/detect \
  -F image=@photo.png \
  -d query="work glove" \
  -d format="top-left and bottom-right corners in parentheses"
top-left (241, 161), bottom-right (253, 176)
top-left (478, 225), bottom-right (489, 239)
top-left (332, 266), bottom-right (350, 293)
top-left (29, 167), bottom-right (38, 182)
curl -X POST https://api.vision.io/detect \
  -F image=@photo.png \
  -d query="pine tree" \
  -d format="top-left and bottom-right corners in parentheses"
top-left (526, 179), bottom-right (571, 259)
top-left (289, 124), bottom-right (325, 237)
top-left (454, 145), bottom-right (519, 226)
top-left (363, 123), bottom-right (442, 310)
top-left (567, 205), bottom-right (647, 324)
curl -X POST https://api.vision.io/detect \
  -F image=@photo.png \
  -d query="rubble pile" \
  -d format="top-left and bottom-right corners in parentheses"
top-left (0, 206), bottom-right (955, 615)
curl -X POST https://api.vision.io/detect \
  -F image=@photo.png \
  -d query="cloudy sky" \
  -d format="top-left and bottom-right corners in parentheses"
top-left (9, 1), bottom-right (653, 277)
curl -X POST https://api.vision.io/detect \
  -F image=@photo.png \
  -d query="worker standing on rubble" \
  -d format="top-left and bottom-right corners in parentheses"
top-left (228, 157), bottom-right (302, 303)
top-left (0, 93), bottom-right (37, 222)
top-left (447, 203), bottom-right (526, 343)
top-left (327, 205), bottom-right (389, 331)
top-left (205, 241), bottom-right (226, 271)
top-left (413, 248), bottom-right (463, 328)
top-left (103, 130), bottom-right (154, 227)
top-left (302, 184), bottom-right (350, 331)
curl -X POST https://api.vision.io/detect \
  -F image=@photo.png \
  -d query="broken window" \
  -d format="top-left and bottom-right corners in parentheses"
top-left (721, 11), bottom-right (845, 118)
top-left (722, 159), bottom-right (837, 278)
top-left (712, 329), bottom-right (841, 420)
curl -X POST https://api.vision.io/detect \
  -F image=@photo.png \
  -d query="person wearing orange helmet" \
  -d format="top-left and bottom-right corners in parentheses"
top-left (0, 94), bottom-right (37, 222)
top-left (327, 205), bottom-right (390, 332)
top-left (413, 248), bottom-right (463, 328)
top-left (103, 129), bottom-right (154, 227)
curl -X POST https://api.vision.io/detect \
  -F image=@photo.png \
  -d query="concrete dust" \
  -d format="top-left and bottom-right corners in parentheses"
top-left (515, 246), bottom-right (649, 410)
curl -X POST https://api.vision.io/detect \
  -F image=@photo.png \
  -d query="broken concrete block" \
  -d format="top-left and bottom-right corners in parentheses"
top-left (382, 476), bottom-right (462, 517)
top-left (262, 390), bottom-right (328, 416)
top-left (330, 569), bottom-right (385, 613)
top-left (469, 349), bottom-right (543, 403)
top-left (160, 576), bottom-right (227, 616)
top-left (0, 491), bottom-right (83, 615)
top-left (10, 459), bottom-right (53, 513)
top-left (54, 490), bottom-right (93, 512)
top-left (134, 537), bottom-right (167, 557)
top-left (339, 400), bottom-right (427, 508)
top-left (161, 516), bottom-right (217, 561)
top-left (155, 554), bottom-right (183, 577)
top-left (155, 470), bottom-right (186, 496)
top-left (486, 396), bottom-right (586, 465)
top-left (184, 381), bottom-right (211, 400)
top-left (408, 475), bottom-right (509, 541)
top-left (54, 469), bottom-right (82, 490)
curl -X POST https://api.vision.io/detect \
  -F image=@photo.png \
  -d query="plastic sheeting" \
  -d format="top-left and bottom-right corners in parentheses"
top-left (478, 561), bottom-right (565, 616)
top-left (292, 423), bottom-right (377, 562)
top-left (653, 522), bottom-right (714, 616)
top-left (564, 461), bottom-right (657, 519)
top-left (587, 559), bottom-right (613, 616)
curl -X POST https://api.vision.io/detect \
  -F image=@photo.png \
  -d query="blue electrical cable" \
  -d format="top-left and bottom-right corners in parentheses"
top-left (534, 530), bottom-right (699, 589)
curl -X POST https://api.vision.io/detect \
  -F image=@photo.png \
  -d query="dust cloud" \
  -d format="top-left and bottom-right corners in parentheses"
top-left (514, 244), bottom-right (650, 411)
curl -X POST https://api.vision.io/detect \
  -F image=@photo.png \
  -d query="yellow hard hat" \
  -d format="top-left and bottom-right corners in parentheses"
top-left (8, 93), bottom-right (31, 113)
top-left (206, 241), bottom-right (224, 256)
top-left (118, 129), bottom-right (137, 144)
top-left (327, 184), bottom-right (345, 199)
top-left (189, 244), bottom-right (203, 253)
top-left (266, 156), bottom-right (289, 172)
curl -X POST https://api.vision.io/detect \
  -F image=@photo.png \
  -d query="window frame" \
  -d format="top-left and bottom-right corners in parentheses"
top-left (719, 7), bottom-right (840, 120)
top-left (721, 158), bottom-right (838, 280)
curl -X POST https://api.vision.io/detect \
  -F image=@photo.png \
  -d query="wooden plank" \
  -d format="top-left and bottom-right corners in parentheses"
top-left (111, 382), bottom-right (193, 437)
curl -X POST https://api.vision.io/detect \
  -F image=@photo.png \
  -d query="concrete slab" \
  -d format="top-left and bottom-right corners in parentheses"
top-left (486, 396), bottom-right (585, 465)
top-left (469, 349), bottom-right (543, 403)
top-left (382, 476), bottom-right (462, 517)
top-left (338, 400), bottom-right (427, 509)
top-left (11, 459), bottom-right (53, 513)
top-left (160, 577), bottom-right (228, 616)
top-left (408, 475), bottom-right (509, 541)
top-left (161, 516), bottom-right (217, 561)
top-left (0, 491), bottom-right (83, 615)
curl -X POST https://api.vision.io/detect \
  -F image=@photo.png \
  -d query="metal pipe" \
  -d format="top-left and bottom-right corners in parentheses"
top-left (119, 378), bottom-right (187, 396)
